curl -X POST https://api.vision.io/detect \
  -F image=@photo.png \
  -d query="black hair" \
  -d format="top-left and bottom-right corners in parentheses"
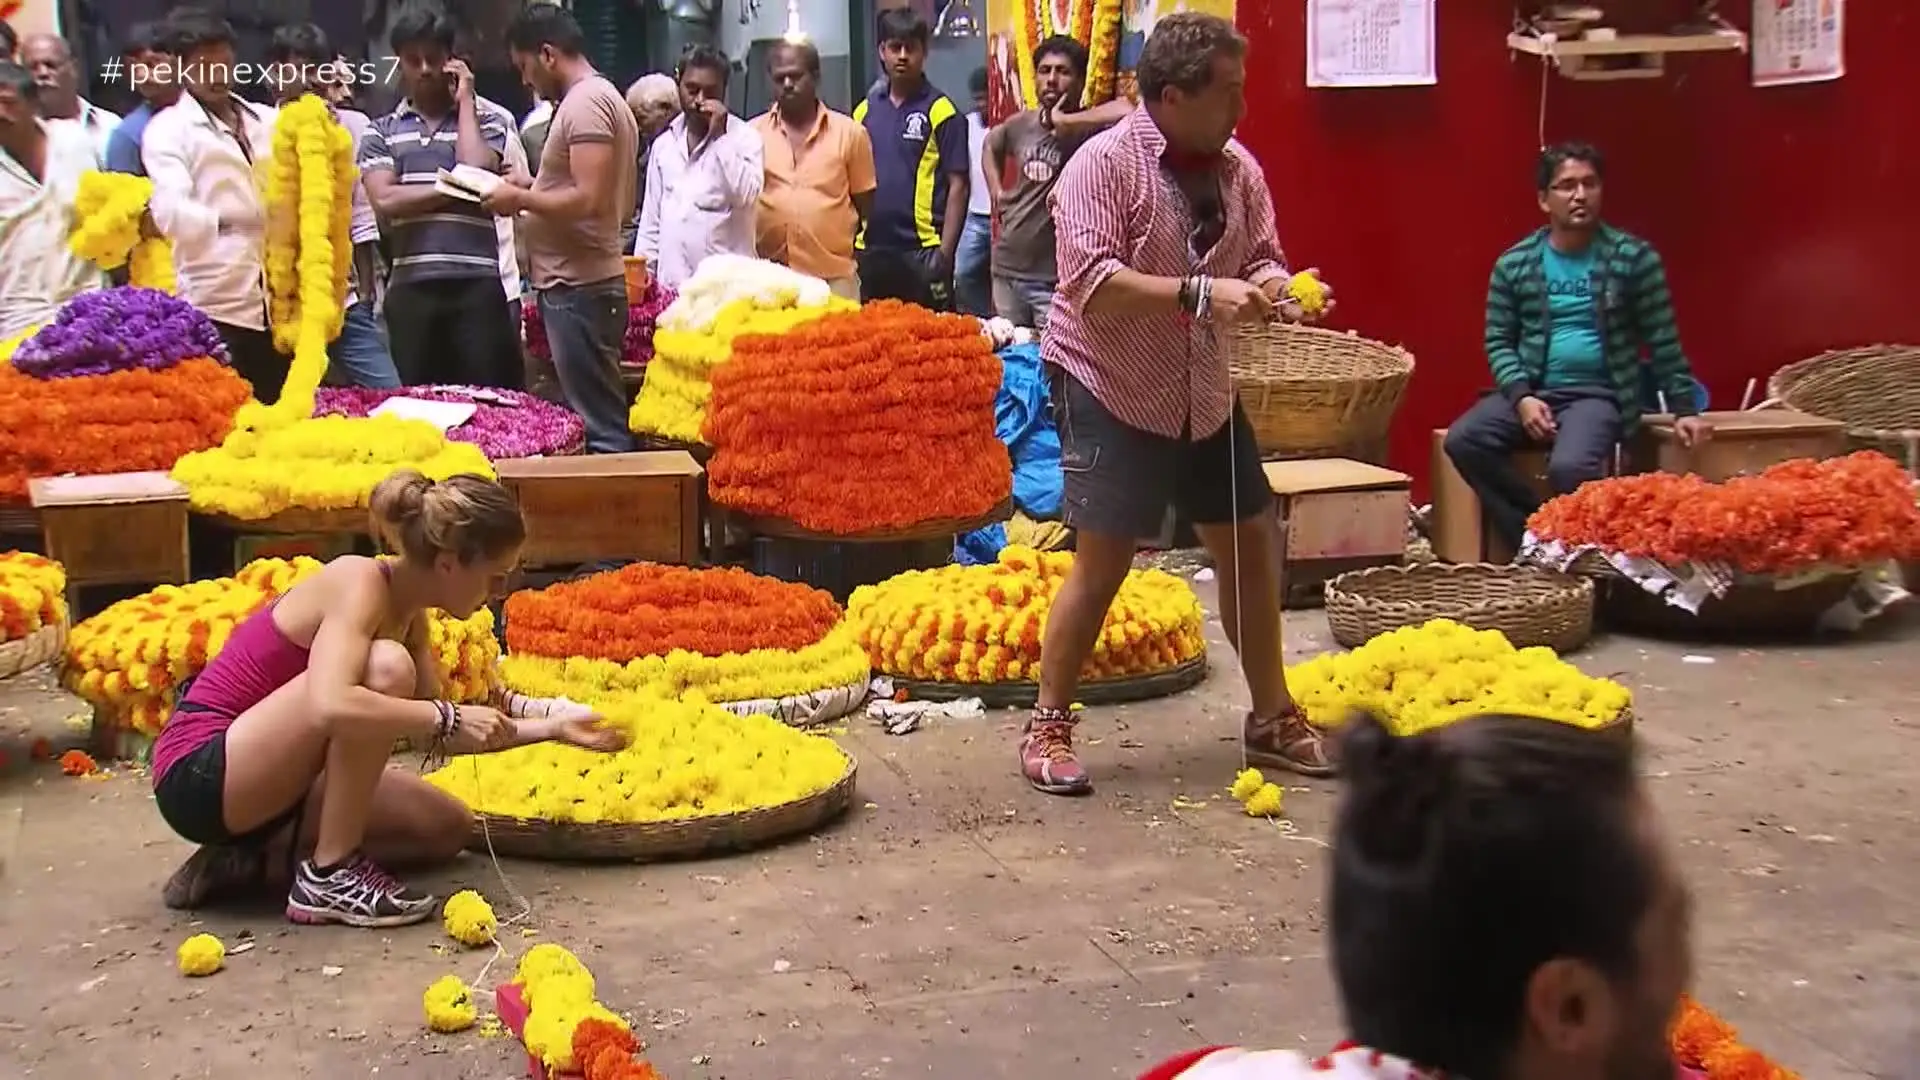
top-left (1330, 711), bottom-right (1653, 1079)
top-left (506, 3), bottom-right (587, 57)
top-left (389, 8), bottom-right (457, 54)
top-left (875, 8), bottom-right (931, 47)
top-left (1136, 12), bottom-right (1244, 101)
top-left (1033, 34), bottom-right (1089, 78)
top-left (769, 38), bottom-right (821, 77)
top-left (166, 8), bottom-right (236, 54)
top-left (268, 23), bottom-right (330, 65)
top-left (0, 59), bottom-right (34, 100)
top-left (677, 43), bottom-right (731, 87)
top-left (0, 21), bottom-right (15, 59)
top-left (968, 65), bottom-right (987, 95)
top-left (122, 21), bottom-right (171, 56)
top-left (1537, 141), bottom-right (1605, 191)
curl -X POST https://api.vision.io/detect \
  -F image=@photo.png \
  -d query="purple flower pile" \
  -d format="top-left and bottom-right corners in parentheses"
top-left (313, 385), bottom-right (585, 460)
top-left (524, 281), bottom-right (675, 373)
top-left (11, 287), bottom-right (227, 378)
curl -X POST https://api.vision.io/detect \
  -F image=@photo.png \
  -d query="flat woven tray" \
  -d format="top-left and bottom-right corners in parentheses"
top-left (201, 506), bottom-right (372, 535)
top-left (0, 620), bottom-right (66, 681)
top-left (466, 757), bottom-right (856, 862)
top-left (1601, 572), bottom-right (1859, 638)
top-left (1325, 563), bottom-right (1595, 652)
top-left (1766, 344), bottom-right (1920, 467)
top-left (1226, 323), bottom-right (1414, 457)
top-left (738, 497), bottom-right (1014, 543)
top-left (891, 655), bottom-right (1208, 708)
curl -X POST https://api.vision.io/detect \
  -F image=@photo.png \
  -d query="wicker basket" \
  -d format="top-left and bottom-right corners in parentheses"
top-left (1325, 563), bottom-right (1595, 652)
top-left (1226, 323), bottom-right (1414, 457)
top-left (1601, 572), bottom-right (1859, 638)
top-left (0, 620), bottom-right (67, 681)
top-left (467, 757), bottom-right (856, 862)
top-left (1765, 345), bottom-right (1920, 467)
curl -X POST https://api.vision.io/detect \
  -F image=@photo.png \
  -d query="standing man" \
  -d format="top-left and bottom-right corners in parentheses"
top-left (622, 72), bottom-right (678, 252)
top-left (144, 10), bottom-right (283, 400)
top-left (853, 8), bottom-right (967, 309)
top-left (1444, 143), bottom-right (1711, 555)
top-left (488, 3), bottom-right (639, 454)
top-left (752, 38), bottom-right (874, 299)
top-left (953, 66), bottom-right (992, 316)
top-left (21, 34), bottom-right (116, 162)
top-left (0, 61), bottom-right (104, 337)
top-left (984, 35), bottom-right (1130, 333)
top-left (1020, 14), bottom-right (1334, 796)
top-left (359, 9), bottom-right (520, 388)
top-left (634, 45), bottom-right (761, 290)
top-left (103, 23), bottom-right (180, 176)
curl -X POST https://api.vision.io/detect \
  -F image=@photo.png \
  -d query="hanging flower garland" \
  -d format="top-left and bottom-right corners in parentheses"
top-left (0, 552), bottom-right (65, 643)
top-left (68, 171), bottom-right (177, 293)
top-left (1669, 995), bottom-right (1801, 1078)
top-left (9, 287), bottom-right (225, 378)
top-left (424, 944), bottom-right (665, 1077)
top-left (314, 385), bottom-right (584, 460)
top-left (261, 94), bottom-right (354, 419)
top-left (1083, 0), bottom-right (1126, 106)
top-left (1010, 0), bottom-right (1041, 110)
top-left (845, 545), bottom-right (1204, 683)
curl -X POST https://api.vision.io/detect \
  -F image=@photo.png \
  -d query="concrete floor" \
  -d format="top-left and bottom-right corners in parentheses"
top-left (0, 595), bottom-right (1915, 1078)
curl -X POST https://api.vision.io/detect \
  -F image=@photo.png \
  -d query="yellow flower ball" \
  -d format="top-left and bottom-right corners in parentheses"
top-left (1285, 270), bottom-right (1327, 315)
top-left (422, 975), bottom-right (478, 1033)
top-left (1229, 767), bottom-right (1265, 802)
top-left (1242, 782), bottom-right (1284, 818)
top-left (442, 889), bottom-right (497, 947)
top-left (176, 933), bottom-right (224, 977)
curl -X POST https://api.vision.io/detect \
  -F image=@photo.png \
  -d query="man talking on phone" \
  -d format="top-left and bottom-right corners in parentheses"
top-left (633, 44), bottom-right (762, 290)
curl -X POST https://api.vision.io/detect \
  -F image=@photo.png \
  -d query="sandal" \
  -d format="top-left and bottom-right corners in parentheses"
top-left (1243, 709), bottom-right (1336, 778)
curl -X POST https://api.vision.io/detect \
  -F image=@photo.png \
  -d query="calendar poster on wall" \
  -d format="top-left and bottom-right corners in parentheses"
top-left (1305, 0), bottom-right (1436, 89)
top-left (1752, 0), bottom-right (1845, 87)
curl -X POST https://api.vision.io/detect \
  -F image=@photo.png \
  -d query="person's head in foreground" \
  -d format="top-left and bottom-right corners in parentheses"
top-left (1135, 13), bottom-right (1245, 157)
top-left (625, 71), bottom-right (677, 138)
top-left (369, 469), bottom-right (526, 617)
top-left (1033, 34), bottom-right (1089, 115)
top-left (506, 2), bottom-right (590, 104)
top-left (1538, 141), bottom-right (1605, 237)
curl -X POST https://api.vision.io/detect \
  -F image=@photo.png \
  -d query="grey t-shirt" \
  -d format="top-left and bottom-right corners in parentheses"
top-left (990, 110), bottom-right (1070, 283)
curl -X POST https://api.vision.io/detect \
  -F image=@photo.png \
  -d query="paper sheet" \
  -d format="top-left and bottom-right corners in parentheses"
top-left (371, 396), bottom-right (477, 432)
top-left (1306, 0), bottom-right (1437, 88)
top-left (1752, 0), bottom-right (1844, 87)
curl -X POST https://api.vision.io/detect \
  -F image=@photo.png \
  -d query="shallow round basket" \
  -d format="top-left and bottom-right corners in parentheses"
top-left (892, 655), bottom-right (1207, 709)
top-left (0, 620), bottom-right (66, 681)
top-left (1325, 563), bottom-right (1595, 652)
top-left (466, 757), bottom-right (856, 862)
top-left (1600, 572), bottom-right (1859, 638)
top-left (1226, 323), bottom-right (1414, 457)
top-left (1766, 345), bottom-right (1920, 465)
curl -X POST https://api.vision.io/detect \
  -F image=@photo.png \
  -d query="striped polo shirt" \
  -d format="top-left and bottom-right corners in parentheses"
top-left (358, 99), bottom-right (509, 284)
top-left (854, 82), bottom-right (966, 252)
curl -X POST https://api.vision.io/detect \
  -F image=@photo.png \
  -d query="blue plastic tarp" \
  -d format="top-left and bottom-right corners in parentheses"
top-left (955, 344), bottom-right (1062, 564)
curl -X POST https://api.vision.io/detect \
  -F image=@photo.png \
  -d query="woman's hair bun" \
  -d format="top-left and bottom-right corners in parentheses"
top-left (368, 468), bottom-right (433, 546)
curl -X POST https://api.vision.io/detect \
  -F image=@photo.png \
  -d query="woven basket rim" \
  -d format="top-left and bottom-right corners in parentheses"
top-left (0, 620), bottom-right (67, 681)
top-left (1327, 562), bottom-right (1593, 609)
top-left (1765, 344), bottom-right (1920, 442)
top-left (1227, 322), bottom-right (1416, 382)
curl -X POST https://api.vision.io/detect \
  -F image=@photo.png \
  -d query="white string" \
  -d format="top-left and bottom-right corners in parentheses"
top-left (1227, 346), bottom-right (1249, 774)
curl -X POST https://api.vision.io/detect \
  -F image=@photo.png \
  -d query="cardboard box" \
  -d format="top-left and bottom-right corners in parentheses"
top-left (496, 451), bottom-right (702, 567)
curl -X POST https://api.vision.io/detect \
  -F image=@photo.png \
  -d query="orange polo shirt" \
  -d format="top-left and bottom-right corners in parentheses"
top-left (752, 105), bottom-right (876, 281)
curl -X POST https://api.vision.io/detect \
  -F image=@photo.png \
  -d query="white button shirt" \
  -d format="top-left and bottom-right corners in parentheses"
top-left (0, 121), bottom-right (107, 338)
top-left (48, 99), bottom-right (121, 165)
top-left (480, 96), bottom-right (528, 302)
top-left (144, 93), bottom-right (276, 330)
top-left (634, 112), bottom-right (764, 289)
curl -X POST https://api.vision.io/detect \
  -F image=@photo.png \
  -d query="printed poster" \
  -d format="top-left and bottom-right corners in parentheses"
top-left (1306, 0), bottom-right (1437, 88)
top-left (1752, 0), bottom-right (1844, 87)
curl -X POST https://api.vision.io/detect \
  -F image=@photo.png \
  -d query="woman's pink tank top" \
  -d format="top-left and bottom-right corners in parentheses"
top-left (150, 600), bottom-right (312, 782)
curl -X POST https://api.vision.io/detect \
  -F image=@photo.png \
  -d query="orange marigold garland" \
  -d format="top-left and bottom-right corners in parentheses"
top-left (1528, 451), bottom-right (1920, 574)
top-left (0, 359), bottom-right (250, 501)
top-left (503, 564), bottom-right (841, 662)
top-left (703, 301), bottom-right (1012, 534)
top-left (1670, 994), bottom-right (1800, 1079)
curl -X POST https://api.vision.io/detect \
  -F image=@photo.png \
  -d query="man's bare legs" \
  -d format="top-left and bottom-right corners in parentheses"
top-left (1022, 528), bottom-right (1135, 794)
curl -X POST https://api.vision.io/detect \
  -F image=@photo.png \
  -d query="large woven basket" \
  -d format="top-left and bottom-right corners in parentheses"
top-left (0, 620), bottom-right (67, 681)
top-left (1325, 563), bottom-right (1595, 652)
top-left (467, 757), bottom-right (856, 862)
top-left (1601, 571), bottom-right (1859, 638)
top-left (1765, 345), bottom-right (1920, 467)
top-left (1226, 323), bottom-right (1414, 457)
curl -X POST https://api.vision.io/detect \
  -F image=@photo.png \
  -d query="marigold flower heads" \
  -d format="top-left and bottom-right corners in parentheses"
top-left (58, 749), bottom-right (97, 776)
top-left (511, 944), bottom-right (630, 1072)
top-left (69, 171), bottom-right (153, 269)
top-left (176, 933), bottom-right (224, 976)
top-left (1241, 782), bottom-right (1284, 818)
top-left (422, 974), bottom-right (478, 1032)
top-left (1229, 767), bottom-right (1265, 802)
top-left (1669, 994), bottom-right (1800, 1078)
top-left (573, 1016), bottom-right (640, 1078)
top-left (0, 551), bottom-right (66, 641)
top-left (1285, 271), bottom-right (1327, 315)
top-left (441, 889), bottom-right (497, 946)
top-left (504, 563), bottom-right (840, 662)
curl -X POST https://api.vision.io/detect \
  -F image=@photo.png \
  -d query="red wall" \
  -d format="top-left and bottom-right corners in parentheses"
top-left (1239, 2), bottom-right (1918, 497)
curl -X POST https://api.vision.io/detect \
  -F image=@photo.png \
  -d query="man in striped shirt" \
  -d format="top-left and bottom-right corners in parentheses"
top-left (1022, 14), bottom-right (1333, 796)
top-left (359, 9), bottom-right (520, 388)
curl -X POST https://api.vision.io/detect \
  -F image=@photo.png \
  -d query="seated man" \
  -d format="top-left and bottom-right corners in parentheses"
top-left (1444, 142), bottom-right (1710, 553)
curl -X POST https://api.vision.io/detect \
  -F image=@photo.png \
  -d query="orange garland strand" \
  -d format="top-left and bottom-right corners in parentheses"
top-left (502, 564), bottom-right (841, 662)
top-left (1670, 995), bottom-right (1800, 1079)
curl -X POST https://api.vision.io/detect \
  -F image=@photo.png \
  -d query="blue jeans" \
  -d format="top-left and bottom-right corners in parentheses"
top-left (326, 299), bottom-right (400, 388)
top-left (955, 211), bottom-right (993, 317)
top-left (992, 275), bottom-right (1055, 333)
top-left (535, 278), bottom-right (635, 454)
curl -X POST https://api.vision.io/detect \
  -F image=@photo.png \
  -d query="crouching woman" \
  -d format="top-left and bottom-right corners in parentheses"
top-left (151, 468), bottom-right (624, 927)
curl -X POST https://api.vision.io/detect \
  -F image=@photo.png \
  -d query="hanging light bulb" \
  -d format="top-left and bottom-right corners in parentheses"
top-left (936, 0), bottom-right (983, 38)
top-left (783, 0), bottom-right (805, 42)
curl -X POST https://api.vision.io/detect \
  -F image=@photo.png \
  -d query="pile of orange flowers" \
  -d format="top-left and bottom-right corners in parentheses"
top-left (1529, 452), bottom-right (1920, 573)
top-left (1670, 994), bottom-right (1800, 1078)
top-left (572, 1017), bottom-right (662, 1079)
top-left (0, 359), bottom-right (249, 500)
top-left (703, 301), bottom-right (1011, 534)
top-left (503, 563), bottom-right (841, 661)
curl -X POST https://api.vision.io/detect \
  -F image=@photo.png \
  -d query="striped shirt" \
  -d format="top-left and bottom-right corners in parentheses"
top-left (358, 99), bottom-right (508, 285)
top-left (1043, 109), bottom-right (1290, 439)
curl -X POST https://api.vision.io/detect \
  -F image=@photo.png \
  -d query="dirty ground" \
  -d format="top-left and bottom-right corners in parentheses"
top-left (0, 594), bottom-right (1914, 1078)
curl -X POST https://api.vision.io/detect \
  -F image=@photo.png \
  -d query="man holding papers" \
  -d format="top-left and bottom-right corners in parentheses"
top-left (358, 10), bottom-right (522, 388)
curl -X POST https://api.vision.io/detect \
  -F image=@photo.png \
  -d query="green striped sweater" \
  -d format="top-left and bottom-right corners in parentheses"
top-left (1484, 224), bottom-right (1699, 430)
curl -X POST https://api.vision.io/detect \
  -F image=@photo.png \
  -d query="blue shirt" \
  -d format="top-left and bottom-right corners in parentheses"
top-left (104, 102), bottom-right (158, 175)
top-left (358, 100), bottom-right (510, 285)
top-left (853, 82), bottom-right (967, 252)
top-left (1541, 244), bottom-right (1607, 388)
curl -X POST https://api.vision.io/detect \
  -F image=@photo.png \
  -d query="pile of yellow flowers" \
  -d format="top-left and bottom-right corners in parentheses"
top-left (68, 171), bottom-right (176, 292)
top-left (845, 545), bottom-right (1206, 683)
top-left (629, 295), bottom-right (854, 442)
top-left (426, 693), bottom-right (850, 823)
top-left (1230, 767), bottom-right (1286, 818)
top-left (1286, 619), bottom-right (1633, 735)
top-left (0, 551), bottom-right (66, 644)
top-left (63, 557), bottom-right (497, 736)
top-left (511, 944), bottom-right (630, 1072)
top-left (500, 620), bottom-right (869, 710)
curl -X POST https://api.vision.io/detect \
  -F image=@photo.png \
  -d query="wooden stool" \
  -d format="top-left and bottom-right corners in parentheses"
top-left (1263, 458), bottom-right (1411, 608)
top-left (496, 451), bottom-right (703, 567)
top-left (29, 472), bottom-right (190, 615)
top-left (1631, 409), bottom-right (1845, 481)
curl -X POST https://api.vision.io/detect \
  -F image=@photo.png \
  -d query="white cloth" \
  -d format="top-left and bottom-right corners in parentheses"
top-left (966, 111), bottom-right (990, 215)
top-left (1158, 1046), bottom-right (1429, 1079)
top-left (0, 120), bottom-right (108, 338)
top-left (48, 99), bottom-right (120, 164)
top-left (480, 97), bottom-right (528, 301)
top-left (633, 112), bottom-right (763, 289)
top-left (144, 93), bottom-right (277, 329)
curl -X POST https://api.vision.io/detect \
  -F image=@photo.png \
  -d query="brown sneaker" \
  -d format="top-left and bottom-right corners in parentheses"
top-left (162, 845), bottom-right (267, 910)
top-left (1244, 709), bottom-right (1336, 778)
top-left (1019, 709), bottom-right (1092, 795)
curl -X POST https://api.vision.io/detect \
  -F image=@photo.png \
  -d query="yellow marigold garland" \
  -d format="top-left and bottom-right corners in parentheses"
top-left (67, 171), bottom-right (176, 292)
top-left (505, 945), bottom-right (632, 1072)
top-left (499, 621), bottom-right (870, 708)
top-left (629, 296), bottom-right (854, 443)
top-left (0, 551), bottom-right (66, 642)
top-left (1084, 0), bottom-right (1125, 106)
top-left (845, 545), bottom-right (1206, 683)
top-left (1010, 0), bottom-right (1040, 110)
